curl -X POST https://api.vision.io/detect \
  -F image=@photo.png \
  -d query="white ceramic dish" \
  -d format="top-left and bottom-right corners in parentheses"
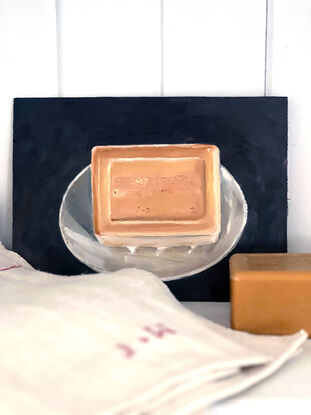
top-left (59, 165), bottom-right (247, 281)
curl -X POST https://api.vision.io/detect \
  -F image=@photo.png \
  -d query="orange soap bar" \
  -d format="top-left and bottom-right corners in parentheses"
top-left (91, 144), bottom-right (221, 247)
top-left (230, 253), bottom-right (311, 336)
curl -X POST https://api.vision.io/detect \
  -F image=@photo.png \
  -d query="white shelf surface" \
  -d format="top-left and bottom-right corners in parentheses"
top-left (182, 302), bottom-right (311, 413)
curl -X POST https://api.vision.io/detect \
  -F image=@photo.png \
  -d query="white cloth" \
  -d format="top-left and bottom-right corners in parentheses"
top-left (0, 243), bottom-right (307, 414)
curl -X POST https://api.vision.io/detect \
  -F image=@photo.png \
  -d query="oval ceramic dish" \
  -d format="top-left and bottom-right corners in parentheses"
top-left (59, 165), bottom-right (247, 281)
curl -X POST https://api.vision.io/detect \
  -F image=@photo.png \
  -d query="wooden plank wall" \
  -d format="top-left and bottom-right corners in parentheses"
top-left (0, 0), bottom-right (310, 252)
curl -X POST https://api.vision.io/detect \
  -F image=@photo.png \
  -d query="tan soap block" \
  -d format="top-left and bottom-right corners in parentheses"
top-left (230, 253), bottom-right (311, 336)
top-left (91, 144), bottom-right (221, 247)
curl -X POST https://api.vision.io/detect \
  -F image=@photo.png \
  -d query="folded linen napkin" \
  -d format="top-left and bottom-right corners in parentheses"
top-left (0, 243), bottom-right (307, 414)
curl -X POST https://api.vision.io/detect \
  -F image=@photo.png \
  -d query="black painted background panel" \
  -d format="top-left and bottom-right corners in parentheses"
top-left (13, 97), bottom-right (287, 300)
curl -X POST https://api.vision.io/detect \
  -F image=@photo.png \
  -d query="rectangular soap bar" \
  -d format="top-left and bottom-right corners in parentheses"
top-left (230, 253), bottom-right (311, 336)
top-left (91, 144), bottom-right (221, 247)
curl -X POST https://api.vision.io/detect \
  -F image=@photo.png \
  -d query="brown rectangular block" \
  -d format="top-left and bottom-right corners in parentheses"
top-left (230, 253), bottom-right (311, 336)
top-left (91, 144), bottom-right (221, 247)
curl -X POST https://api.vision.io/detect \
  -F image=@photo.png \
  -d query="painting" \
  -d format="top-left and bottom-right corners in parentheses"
top-left (13, 97), bottom-right (287, 300)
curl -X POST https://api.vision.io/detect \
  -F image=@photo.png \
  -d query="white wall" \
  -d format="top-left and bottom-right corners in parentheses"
top-left (1, 0), bottom-right (310, 252)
